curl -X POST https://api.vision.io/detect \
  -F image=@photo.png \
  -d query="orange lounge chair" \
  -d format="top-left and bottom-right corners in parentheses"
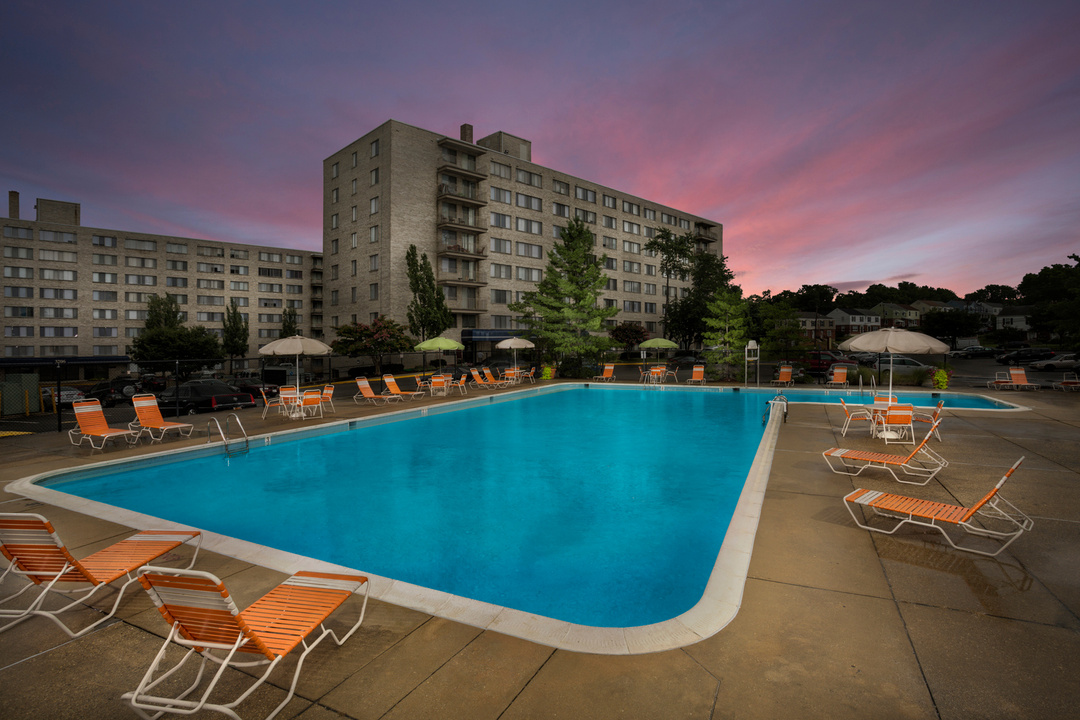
top-left (354, 377), bottom-right (400, 405)
top-left (685, 365), bottom-right (706, 385)
top-left (844, 457), bottom-right (1032, 556)
top-left (771, 365), bottom-right (794, 387)
top-left (874, 404), bottom-right (915, 445)
top-left (0, 513), bottom-right (200, 637)
top-left (123, 567), bottom-right (368, 720)
top-left (838, 398), bottom-right (874, 437)
top-left (825, 366), bottom-right (849, 388)
top-left (469, 368), bottom-right (497, 389)
top-left (1053, 372), bottom-right (1080, 391)
top-left (128, 394), bottom-right (194, 443)
top-left (1007, 367), bottom-right (1040, 391)
top-left (483, 367), bottom-right (511, 388)
top-left (68, 398), bottom-right (139, 451)
top-left (592, 363), bottom-right (615, 382)
top-left (987, 371), bottom-right (1014, 391)
top-left (383, 374), bottom-right (425, 400)
top-left (321, 384), bottom-right (336, 412)
top-left (822, 419), bottom-right (946, 485)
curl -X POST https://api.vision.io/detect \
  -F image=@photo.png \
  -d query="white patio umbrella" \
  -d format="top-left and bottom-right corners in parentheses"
top-left (838, 328), bottom-right (948, 400)
top-left (258, 335), bottom-right (333, 387)
top-left (495, 336), bottom-right (535, 368)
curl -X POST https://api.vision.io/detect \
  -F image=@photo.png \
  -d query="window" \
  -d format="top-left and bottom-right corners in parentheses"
top-left (623, 301), bottom-right (642, 313)
top-left (490, 263), bottom-right (512, 279)
top-left (603, 215), bottom-right (616, 229)
top-left (40, 230), bottom-right (76, 243)
top-left (257, 313), bottom-right (283, 323)
top-left (624, 281), bottom-right (642, 293)
top-left (4, 306), bottom-right (33, 318)
top-left (92, 327), bottom-right (118, 337)
top-left (231, 296), bottom-right (249, 306)
top-left (515, 242), bottom-right (543, 258)
top-left (92, 234), bottom-right (117, 247)
top-left (575, 208), bottom-right (596, 224)
top-left (490, 186), bottom-right (511, 204)
top-left (491, 289), bottom-right (511, 304)
top-left (662, 212), bottom-right (678, 225)
top-left (125, 292), bottom-right (155, 303)
top-left (125, 274), bottom-right (157, 286)
top-left (645, 283), bottom-right (657, 295)
top-left (623, 240), bottom-right (641, 254)
top-left (371, 168), bottom-right (379, 185)
top-left (92, 308), bottom-right (118, 319)
top-left (491, 212), bottom-right (511, 229)
top-left (125, 256), bottom-right (157, 268)
top-left (622, 200), bottom-right (641, 215)
top-left (196, 278), bottom-right (224, 289)
top-left (331, 213), bottom-right (338, 229)
top-left (229, 265), bottom-right (249, 275)
top-left (227, 249), bottom-right (248, 260)
top-left (331, 188), bottom-right (339, 203)
top-left (92, 272), bottom-right (117, 284)
top-left (40, 287), bottom-right (77, 299)
top-left (230, 281), bottom-right (249, 291)
top-left (258, 283), bottom-right (283, 293)
top-left (166, 277), bottom-right (188, 287)
top-left (3, 246), bottom-right (32, 259)
top-left (197, 262), bottom-right (224, 273)
top-left (552, 202), bottom-right (570, 218)
top-left (645, 264), bottom-right (656, 276)
top-left (286, 254), bottom-right (302, 265)
top-left (166, 242), bottom-right (188, 254)
top-left (40, 345), bottom-right (78, 356)
top-left (93, 290), bottom-right (117, 301)
top-left (369, 225), bottom-right (380, 243)
top-left (285, 269), bottom-right (302, 279)
top-left (3, 266), bottom-right (32, 279)
top-left (40, 326), bottom-right (78, 338)
top-left (331, 161), bottom-right (339, 178)
top-left (197, 312), bottom-right (225, 322)
top-left (602, 194), bottom-right (617, 209)
top-left (623, 261), bottom-right (641, 273)
top-left (623, 220), bottom-right (641, 235)
top-left (4, 226), bottom-right (33, 240)
top-left (40, 307), bottom-right (77, 319)
top-left (4, 286), bottom-right (32, 297)
top-left (256, 251), bottom-right (281, 262)
top-left (370, 196), bottom-right (379, 214)
top-left (4, 326), bottom-right (33, 337)
top-left (491, 237), bottom-right (512, 255)
top-left (197, 295), bottom-right (225, 306)
top-left (285, 299), bottom-right (302, 309)
top-left (166, 259), bottom-right (187, 270)
top-left (330, 290), bottom-right (339, 306)
top-left (286, 284), bottom-right (303, 294)
top-left (40, 268), bottom-right (77, 281)
top-left (553, 179), bottom-right (570, 195)
top-left (604, 257), bottom-right (617, 270)
top-left (39, 249), bottom-right (78, 262)
top-left (490, 160), bottom-right (511, 178)
top-left (330, 264), bottom-right (339, 280)
top-left (369, 283), bottom-right (379, 300)
top-left (644, 208), bottom-right (656, 221)
top-left (575, 186), bottom-right (596, 203)
top-left (516, 193), bottom-right (541, 211)
top-left (370, 139), bottom-right (380, 157)
top-left (517, 267), bottom-right (542, 282)
top-left (258, 267), bottom-right (283, 278)
top-left (644, 302), bottom-right (657, 314)
top-left (515, 218), bottom-right (542, 235)
top-left (601, 236), bottom-right (617, 250)
top-left (516, 169), bottom-right (542, 187)
top-left (680, 218), bottom-right (691, 230)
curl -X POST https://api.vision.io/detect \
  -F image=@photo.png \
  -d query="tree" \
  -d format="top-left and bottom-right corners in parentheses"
top-left (964, 284), bottom-right (1019, 305)
top-left (130, 295), bottom-right (223, 377)
top-left (508, 218), bottom-right (618, 360)
top-left (222, 299), bottom-right (250, 369)
top-left (644, 228), bottom-right (695, 332)
top-left (405, 244), bottom-right (453, 341)
top-left (919, 310), bottom-right (981, 349)
top-left (608, 322), bottom-right (649, 350)
top-left (146, 295), bottom-right (183, 331)
top-left (756, 298), bottom-right (807, 360)
top-left (663, 251), bottom-right (735, 348)
top-left (1017, 254), bottom-right (1080, 344)
top-left (331, 316), bottom-right (415, 376)
top-left (790, 284), bottom-right (838, 314)
top-left (281, 306), bottom-right (299, 338)
top-left (703, 287), bottom-right (750, 380)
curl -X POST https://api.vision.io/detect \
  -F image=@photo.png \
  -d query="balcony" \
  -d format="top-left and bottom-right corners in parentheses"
top-left (693, 224), bottom-right (721, 244)
top-left (437, 241), bottom-right (486, 260)
top-left (438, 183), bottom-right (486, 207)
top-left (437, 214), bottom-right (487, 234)
top-left (443, 297), bottom-right (488, 314)
top-left (436, 268), bottom-right (487, 288)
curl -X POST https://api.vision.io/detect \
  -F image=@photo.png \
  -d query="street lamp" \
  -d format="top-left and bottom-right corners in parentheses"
top-left (745, 340), bottom-right (759, 387)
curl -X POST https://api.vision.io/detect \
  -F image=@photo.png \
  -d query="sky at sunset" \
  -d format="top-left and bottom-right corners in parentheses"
top-left (2, 0), bottom-right (1078, 297)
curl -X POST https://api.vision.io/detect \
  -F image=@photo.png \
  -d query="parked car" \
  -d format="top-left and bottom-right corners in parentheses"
top-left (825, 362), bottom-right (859, 384)
top-left (87, 377), bottom-right (142, 407)
top-left (40, 385), bottom-right (87, 408)
top-left (872, 355), bottom-right (933, 372)
top-left (157, 380), bottom-right (256, 416)
top-left (957, 346), bottom-right (998, 359)
top-left (996, 348), bottom-right (1056, 365)
top-left (229, 378), bottom-right (280, 399)
top-left (1028, 353), bottom-right (1078, 372)
top-left (850, 352), bottom-right (878, 366)
top-left (802, 350), bottom-right (853, 374)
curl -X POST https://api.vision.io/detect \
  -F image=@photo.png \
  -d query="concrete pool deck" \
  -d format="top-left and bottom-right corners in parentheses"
top-left (1, 380), bottom-right (1078, 719)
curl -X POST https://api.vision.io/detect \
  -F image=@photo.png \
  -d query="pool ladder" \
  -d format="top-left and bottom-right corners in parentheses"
top-left (206, 414), bottom-right (249, 457)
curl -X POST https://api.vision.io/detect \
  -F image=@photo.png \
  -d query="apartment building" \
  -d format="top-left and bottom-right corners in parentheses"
top-left (322, 120), bottom-right (722, 351)
top-left (2, 192), bottom-right (322, 367)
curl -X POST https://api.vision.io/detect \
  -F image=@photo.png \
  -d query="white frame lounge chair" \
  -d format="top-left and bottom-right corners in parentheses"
top-left (822, 419), bottom-right (946, 485)
top-left (0, 514), bottom-right (200, 637)
top-left (123, 567), bottom-right (368, 720)
top-left (844, 457), bottom-right (1032, 557)
top-left (128, 394), bottom-right (194, 443)
top-left (1053, 372), bottom-right (1080, 391)
top-left (68, 398), bottom-right (139, 451)
top-left (354, 377), bottom-right (399, 405)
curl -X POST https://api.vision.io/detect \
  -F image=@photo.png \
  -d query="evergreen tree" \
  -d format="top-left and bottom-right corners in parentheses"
top-left (703, 287), bottom-right (750, 380)
top-left (508, 218), bottom-right (618, 360)
top-left (405, 245), bottom-right (453, 341)
top-left (222, 299), bottom-right (250, 371)
top-left (281, 306), bottom-right (299, 338)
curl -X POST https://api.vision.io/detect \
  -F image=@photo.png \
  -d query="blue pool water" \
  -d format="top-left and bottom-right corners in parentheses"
top-left (46, 388), bottom-right (766, 628)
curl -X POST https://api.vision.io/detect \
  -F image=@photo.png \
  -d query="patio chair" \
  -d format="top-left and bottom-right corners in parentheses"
top-left (822, 419), bottom-right (947, 485)
top-left (0, 513), bottom-right (200, 638)
top-left (448, 374), bottom-right (468, 395)
top-left (122, 567), bottom-right (368, 720)
top-left (592, 364), bottom-right (615, 382)
top-left (825, 366), bottom-right (849, 388)
top-left (383, 374), bottom-right (425, 400)
top-left (128, 394), bottom-right (194, 443)
top-left (469, 368), bottom-right (493, 389)
top-left (521, 367), bottom-right (536, 384)
top-left (874, 404), bottom-right (915, 445)
top-left (913, 400), bottom-right (945, 441)
top-left (1053, 372), bottom-right (1080, 391)
top-left (838, 398), bottom-right (873, 437)
top-left (685, 365), bottom-right (706, 385)
top-left (259, 388), bottom-right (285, 419)
top-left (430, 374), bottom-right (448, 396)
top-left (987, 371), bottom-right (1014, 391)
top-left (354, 377), bottom-right (400, 405)
top-left (279, 385), bottom-right (299, 415)
top-left (321, 384), bottom-right (336, 413)
top-left (1008, 367), bottom-right (1040, 391)
top-left (300, 389), bottom-right (323, 418)
top-left (771, 365), bottom-right (794, 387)
top-left (844, 457), bottom-right (1032, 557)
top-left (483, 368), bottom-right (512, 388)
top-left (68, 399), bottom-right (139, 451)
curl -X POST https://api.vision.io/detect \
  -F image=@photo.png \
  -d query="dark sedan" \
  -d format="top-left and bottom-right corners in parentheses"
top-left (229, 378), bottom-right (280, 400)
top-left (157, 380), bottom-right (256, 416)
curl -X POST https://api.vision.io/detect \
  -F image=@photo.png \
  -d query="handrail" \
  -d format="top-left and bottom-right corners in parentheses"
top-left (205, 414), bottom-right (250, 457)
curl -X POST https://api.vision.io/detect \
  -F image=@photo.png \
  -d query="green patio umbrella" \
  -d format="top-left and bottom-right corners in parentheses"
top-left (415, 336), bottom-right (465, 377)
top-left (639, 337), bottom-right (678, 364)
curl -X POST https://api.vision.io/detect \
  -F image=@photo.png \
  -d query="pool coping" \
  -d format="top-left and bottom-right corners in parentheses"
top-left (7, 382), bottom-right (1005, 654)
